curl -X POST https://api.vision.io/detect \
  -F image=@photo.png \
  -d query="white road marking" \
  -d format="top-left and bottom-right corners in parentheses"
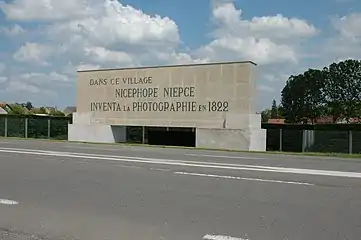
top-left (149, 168), bottom-right (171, 172)
top-left (0, 147), bottom-right (328, 173)
top-left (64, 146), bottom-right (125, 151)
top-left (203, 234), bottom-right (249, 240)
top-left (1, 147), bottom-right (361, 179)
top-left (117, 165), bottom-right (143, 170)
top-left (175, 172), bottom-right (314, 186)
top-left (187, 153), bottom-right (264, 160)
top-left (0, 199), bottom-right (19, 205)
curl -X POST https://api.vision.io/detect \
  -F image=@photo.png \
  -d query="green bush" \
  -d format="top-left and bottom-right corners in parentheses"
top-left (262, 123), bottom-right (361, 131)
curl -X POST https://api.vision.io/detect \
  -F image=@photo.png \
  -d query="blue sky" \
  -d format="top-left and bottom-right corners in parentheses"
top-left (0, 0), bottom-right (360, 110)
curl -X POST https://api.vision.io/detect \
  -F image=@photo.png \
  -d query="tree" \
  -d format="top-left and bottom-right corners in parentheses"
top-left (270, 99), bottom-right (278, 118)
top-left (261, 108), bottom-right (272, 122)
top-left (38, 107), bottom-right (47, 114)
top-left (8, 104), bottom-right (27, 115)
top-left (24, 101), bottom-right (34, 110)
top-left (323, 59), bottom-right (361, 122)
top-left (279, 59), bottom-right (361, 124)
top-left (302, 69), bottom-right (326, 123)
top-left (280, 69), bottom-right (325, 124)
top-left (49, 109), bottom-right (65, 116)
top-left (281, 74), bottom-right (308, 123)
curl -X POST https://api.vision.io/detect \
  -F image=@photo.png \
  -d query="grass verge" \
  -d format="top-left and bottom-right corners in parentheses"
top-left (0, 136), bottom-right (361, 159)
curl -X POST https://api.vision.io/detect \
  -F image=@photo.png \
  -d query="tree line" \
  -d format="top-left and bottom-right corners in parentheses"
top-left (4, 101), bottom-right (65, 116)
top-left (261, 59), bottom-right (361, 123)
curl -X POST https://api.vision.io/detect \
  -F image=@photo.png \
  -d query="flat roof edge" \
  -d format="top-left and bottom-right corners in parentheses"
top-left (77, 60), bottom-right (257, 73)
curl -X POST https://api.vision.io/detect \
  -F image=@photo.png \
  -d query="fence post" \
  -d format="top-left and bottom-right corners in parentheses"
top-left (24, 117), bottom-right (28, 138)
top-left (141, 126), bottom-right (145, 144)
top-left (279, 128), bottom-right (283, 151)
top-left (301, 130), bottom-right (306, 152)
top-left (4, 116), bottom-right (7, 137)
top-left (47, 118), bottom-right (51, 139)
top-left (348, 130), bottom-right (353, 154)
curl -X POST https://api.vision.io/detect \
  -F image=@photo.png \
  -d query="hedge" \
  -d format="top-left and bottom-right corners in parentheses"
top-left (0, 115), bottom-right (360, 153)
top-left (0, 115), bottom-right (71, 140)
top-left (262, 123), bottom-right (361, 131)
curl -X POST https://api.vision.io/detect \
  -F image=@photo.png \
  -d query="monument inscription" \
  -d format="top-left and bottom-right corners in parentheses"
top-left (88, 76), bottom-right (229, 113)
top-left (76, 61), bottom-right (255, 128)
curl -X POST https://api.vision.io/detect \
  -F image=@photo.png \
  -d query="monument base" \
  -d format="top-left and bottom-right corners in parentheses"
top-left (68, 112), bottom-right (266, 151)
top-left (68, 124), bottom-right (126, 143)
top-left (68, 124), bottom-right (266, 151)
top-left (196, 128), bottom-right (266, 151)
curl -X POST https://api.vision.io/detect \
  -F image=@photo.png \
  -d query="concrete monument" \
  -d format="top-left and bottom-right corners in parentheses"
top-left (68, 61), bottom-right (266, 151)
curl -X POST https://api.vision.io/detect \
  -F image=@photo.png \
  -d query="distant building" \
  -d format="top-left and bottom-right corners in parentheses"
top-left (63, 106), bottom-right (76, 116)
top-left (0, 102), bottom-right (12, 114)
top-left (267, 116), bottom-right (361, 124)
top-left (0, 107), bottom-right (8, 114)
top-left (44, 107), bottom-right (57, 114)
top-left (268, 118), bottom-right (285, 124)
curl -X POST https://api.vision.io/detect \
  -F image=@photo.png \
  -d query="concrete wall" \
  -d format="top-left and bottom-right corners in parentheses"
top-left (69, 61), bottom-right (266, 151)
top-left (196, 114), bottom-right (266, 151)
top-left (68, 124), bottom-right (126, 143)
top-left (76, 61), bottom-right (257, 129)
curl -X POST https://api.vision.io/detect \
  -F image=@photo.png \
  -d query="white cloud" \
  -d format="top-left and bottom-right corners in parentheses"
top-left (0, 76), bottom-right (7, 83)
top-left (13, 42), bottom-right (54, 65)
top-left (16, 0), bottom-right (185, 68)
top-left (212, 3), bottom-right (317, 40)
top-left (6, 80), bottom-right (42, 94)
top-left (4, 71), bottom-right (70, 97)
top-left (2, 0), bottom-right (195, 70)
top-left (262, 72), bottom-right (291, 83)
top-left (0, 0), bottom-right (96, 21)
top-left (46, 0), bottom-right (180, 49)
top-left (1, 0), bottom-right (183, 68)
top-left (84, 46), bottom-right (133, 64)
top-left (332, 13), bottom-right (361, 42)
top-left (196, 37), bottom-right (296, 65)
top-left (19, 72), bottom-right (70, 83)
top-left (320, 13), bottom-right (361, 61)
top-left (0, 63), bottom-right (6, 83)
top-left (0, 24), bottom-right (25, 36)
top-left (257, 84), bottom-right (275, 92)
top-left (76, 63), bottom-right (101, 71)
top-left (195, 1), bottom-right (317, 65)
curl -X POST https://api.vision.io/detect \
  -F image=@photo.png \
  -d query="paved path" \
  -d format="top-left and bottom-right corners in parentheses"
top-left (0, 139), bottom-right (360, 240)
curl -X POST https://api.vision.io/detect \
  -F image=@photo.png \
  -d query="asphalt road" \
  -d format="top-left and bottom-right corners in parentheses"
top-left (0, 139), bottom-right (361, 240)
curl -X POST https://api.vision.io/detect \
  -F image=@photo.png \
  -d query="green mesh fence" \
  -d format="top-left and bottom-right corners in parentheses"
top-left (28, 116), bottom-right (49, 139)
top-left (307, 130), bottom-right (349, 153)
top-left (0, 116), bottom-right (5, 137)
top-left (352, 131), bottom-right (361, 154)
top-left (7, 116), bottom-right (26, 138)
top-left (266, 129), bottom-right (280, 151)
top-left (1, 114), bottom-right (361, 154)
top-left (282, 129), bottom-right (303, 152)
top-left (0, 115), bottom-right (70, 140)
top-left (49, 118), bottom-right (69, 140)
